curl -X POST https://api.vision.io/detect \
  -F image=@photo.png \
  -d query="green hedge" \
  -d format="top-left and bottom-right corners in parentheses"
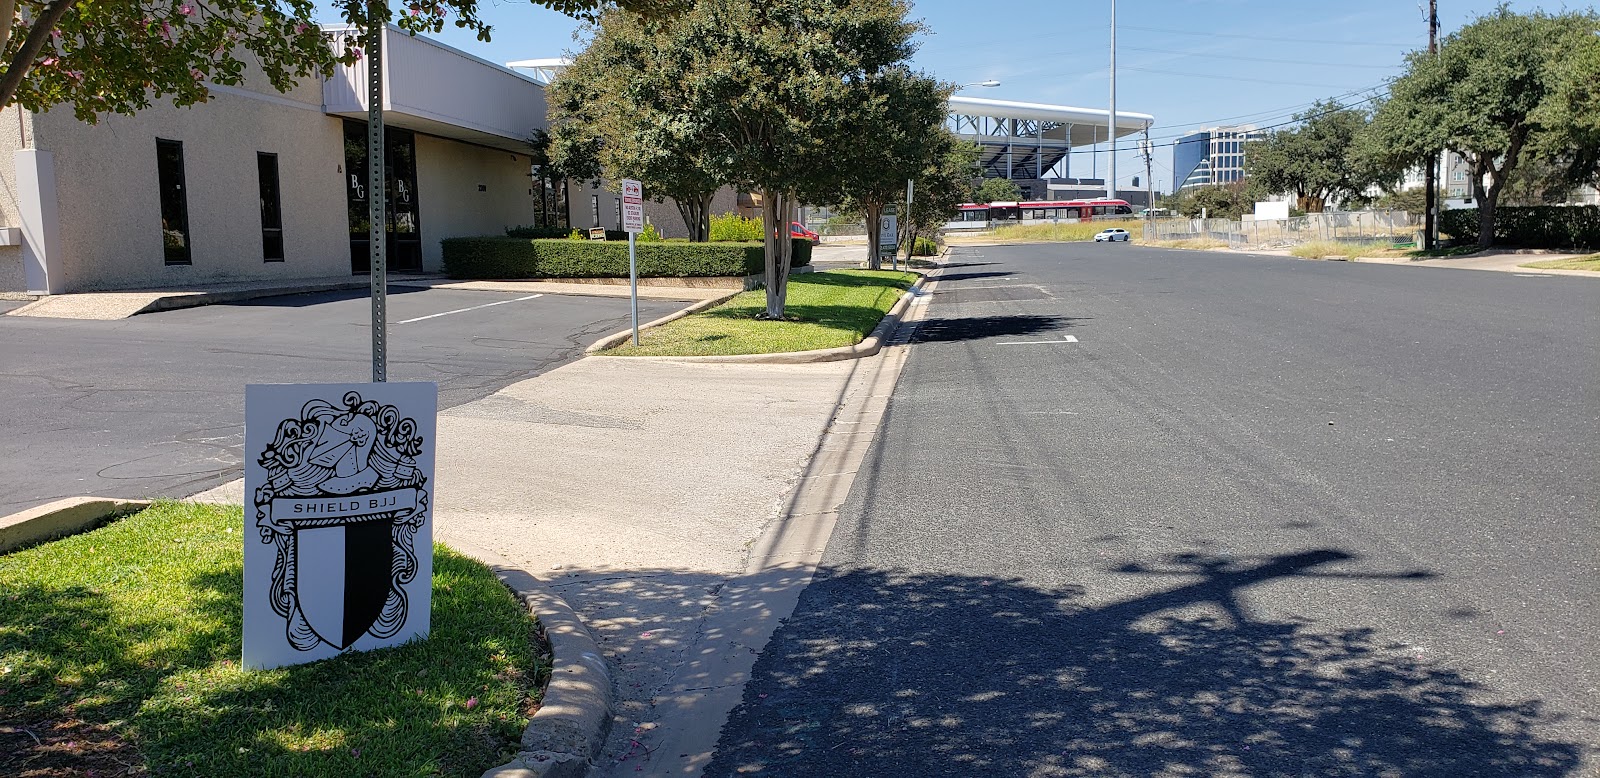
top-left (443, 237), bottom-right (811, 280)
top-left (1439, 205), bottom-right (1600, 249)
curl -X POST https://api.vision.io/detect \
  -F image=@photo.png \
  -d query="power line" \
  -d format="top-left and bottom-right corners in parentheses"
top-left (1120, 23), bottom-right (1422, 48)
top-left (1054, 93), bottom-right (1388, 156)
top-left (1119, 45), bottom-right (1400, 70)
top-left (1121, 65), bottom-right (1367, 90)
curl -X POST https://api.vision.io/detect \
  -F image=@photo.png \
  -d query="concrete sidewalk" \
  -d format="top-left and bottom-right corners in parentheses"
top-left (189, 319), bottom-right (919, 775)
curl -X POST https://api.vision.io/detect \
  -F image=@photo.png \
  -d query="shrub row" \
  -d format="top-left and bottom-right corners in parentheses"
top-left (505, 225), bottom-right (631, 241)
top-left (443, 237), bottom-right (811, 279)
top-left (709, 213), bottom-right (765, 242)
top-left (1440, 205), bottom-right (1600, 249)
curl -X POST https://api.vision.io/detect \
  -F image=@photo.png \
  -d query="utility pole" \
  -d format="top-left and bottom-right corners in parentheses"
top-left (1423, 0), bottom-right (1439, 250)
top-left (1141, 126), bottom-right (1155, 216)
top-left (1107, 0), bottom-right (1117, 202)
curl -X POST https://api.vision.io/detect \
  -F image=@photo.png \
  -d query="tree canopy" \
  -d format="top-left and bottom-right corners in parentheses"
top-left (0, 0), bottom-right (680, 122)
top-left (972, 177), bottom-right (1022, 204)
top-left (828, 67), bottom-right (950, 269)
top-left (1364, 7), bottom-right (1600, 247)
top-left (547, 8), bottom-right (724, 240)
top-left (565, 0), bottom-right (925, 318)
top-left (1244, 101), bottom-right (1390, 212)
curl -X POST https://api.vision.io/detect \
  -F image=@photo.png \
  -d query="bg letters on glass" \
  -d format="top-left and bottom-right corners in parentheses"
top-left (242, 382), bottom-right (437, 670)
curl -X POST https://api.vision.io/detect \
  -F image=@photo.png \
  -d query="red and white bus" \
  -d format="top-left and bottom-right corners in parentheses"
top-left (952, 198), bottom-right (1136, 224)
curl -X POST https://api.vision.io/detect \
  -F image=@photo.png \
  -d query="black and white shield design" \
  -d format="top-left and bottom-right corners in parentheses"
top-left (247, 387), bottom-right (432, 662)
top-left (294, 519), bottom-right (396, 650)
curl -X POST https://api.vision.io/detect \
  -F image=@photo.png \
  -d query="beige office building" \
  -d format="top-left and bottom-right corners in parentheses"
top-left (0, 26), bottom-right (547, 296)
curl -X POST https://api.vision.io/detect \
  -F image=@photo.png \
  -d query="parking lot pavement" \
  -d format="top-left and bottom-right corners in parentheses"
top-left (0, 286), bottom-right (684, 514)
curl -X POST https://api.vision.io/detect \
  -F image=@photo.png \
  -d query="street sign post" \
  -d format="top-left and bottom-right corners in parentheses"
top-left (622, 179), bottom-right (644, 345)
top-left (904, 179), bottom-right (915, 267)
top-left (243, 382), bottom-right (437, 670)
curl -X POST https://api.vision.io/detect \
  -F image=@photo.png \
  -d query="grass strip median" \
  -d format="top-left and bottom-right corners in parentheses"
top-left (0, 501), bottom-right (543, 778)
top-left (1519, 253), bottom-right (1600, 272)
top-left (605, 269), bottom-right (917, 357)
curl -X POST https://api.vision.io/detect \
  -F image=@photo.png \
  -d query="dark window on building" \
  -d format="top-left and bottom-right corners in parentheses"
top-left (157, 139), bottom-right (191, 265)
top-left (591, 194), bottom-right (600, 227)
top-left (257, 152), bottom-right (284, 261)
top-left (615, 199), bottom-right (622, 229)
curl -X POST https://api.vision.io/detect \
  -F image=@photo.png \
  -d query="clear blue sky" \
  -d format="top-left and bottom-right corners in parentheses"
top-left (321, 0), bottom-right (1559, 193)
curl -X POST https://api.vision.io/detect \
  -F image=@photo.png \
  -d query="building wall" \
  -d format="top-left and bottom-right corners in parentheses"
top-left (413, 134), bottom-right (535, 270)
top-left (1173, 132), bottom-right (1210, 189)
top-left (28, 77), bottom-right (348, 292)
top-left (0, 107), bottom-right (33, 293)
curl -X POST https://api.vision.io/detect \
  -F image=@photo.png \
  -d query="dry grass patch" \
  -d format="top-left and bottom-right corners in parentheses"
top-left (1518, 254), bottom-right (1600, 272)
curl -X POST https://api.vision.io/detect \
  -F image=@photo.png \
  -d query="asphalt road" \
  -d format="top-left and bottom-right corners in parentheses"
top-left (1, 287), bottom-right (680, 514)
top-left (707, 244), bottom-right (1600, 776)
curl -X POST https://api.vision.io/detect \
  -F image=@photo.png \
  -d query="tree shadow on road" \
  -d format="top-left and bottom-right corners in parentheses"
top-left (703, 550), bottom-right (1586, 777)
top-left (911, 315), bottom-right (1086, 344)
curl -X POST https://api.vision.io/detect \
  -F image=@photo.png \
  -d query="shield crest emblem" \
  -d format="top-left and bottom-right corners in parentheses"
top-left (247, 387), bottom-right (431, 662)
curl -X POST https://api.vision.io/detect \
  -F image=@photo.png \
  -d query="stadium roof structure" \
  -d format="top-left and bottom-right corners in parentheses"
top-left (948, 96), bottom-right (1154, 181)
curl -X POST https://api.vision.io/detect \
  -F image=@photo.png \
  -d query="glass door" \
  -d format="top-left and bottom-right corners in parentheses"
top-left (345, 121), bottom-right (423, 273)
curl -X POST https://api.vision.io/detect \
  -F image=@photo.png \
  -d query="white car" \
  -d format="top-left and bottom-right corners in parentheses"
top-left (1093, 228), bottom-right (1131, 242)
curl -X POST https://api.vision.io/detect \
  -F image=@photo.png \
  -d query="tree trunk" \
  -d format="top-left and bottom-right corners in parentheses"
top-left (1475, 172), bottom-right (1499, 249)
top-left (675, 192), bottom-right (714, 242)
top-left (761, 189), bottom-right (793, 319)
top-left (864, 201), bottom-right (883, 270)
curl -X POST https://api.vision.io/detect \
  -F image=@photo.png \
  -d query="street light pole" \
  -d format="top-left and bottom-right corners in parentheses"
top-left (1107, 0), bottom-right (1117, 202)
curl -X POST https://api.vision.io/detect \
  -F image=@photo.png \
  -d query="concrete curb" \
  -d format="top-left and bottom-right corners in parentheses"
top-left (591, 272), bottom-right (930, 364)
top-left (0, 497), bottom-right (150, 554)
top-left (584, 290), bottom-right (742, 354)
top-left (437, 535), bottom-right (614, 778)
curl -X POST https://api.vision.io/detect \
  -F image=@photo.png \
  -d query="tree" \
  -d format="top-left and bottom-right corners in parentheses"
top-left (547, 10), bottom-right (723, 240)
top-left (0, 0), bottom-right (680, 123)
top-left (1244, 100), bottom-right (1391, 212)
top-left (594, 0), bottom-right (924, 319)
top-left (1531, 22), bottom-right (1600, 191)
top-left (830, 68), bottom-right (950, 270)
top-left (972, 177), bottom-right (1022, 204)
top-left (1175, 183), bottom-right (1251, 220)
top-left (1365, 8), bottom-right (1600, 247)
top-left (899, 135), bottom-right (980, 256)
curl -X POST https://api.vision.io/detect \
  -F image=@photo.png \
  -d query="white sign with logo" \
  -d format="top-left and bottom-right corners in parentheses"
top-left (622, 178), bottom-right (644, 234)
top-left (880, 209), bottom-right (899, 253)
top-left (243, 382), bottom-right (437, 670)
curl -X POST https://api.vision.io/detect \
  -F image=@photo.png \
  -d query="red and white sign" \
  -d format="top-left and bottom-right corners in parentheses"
top-left (621, 178), bottom-right (644, 234)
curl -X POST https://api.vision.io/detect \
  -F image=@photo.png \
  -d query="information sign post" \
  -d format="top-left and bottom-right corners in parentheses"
top-left (621, 179), bottom-right (645, 345)
top-left (881, 205), bottom-right (899, 271)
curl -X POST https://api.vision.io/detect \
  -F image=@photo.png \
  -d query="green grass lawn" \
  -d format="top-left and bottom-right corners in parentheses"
top-left (0, 501), bottom-right (543, 778)
top-left (945, 221), bottom-right (1145, 244)
top-left (1519, 253), bottom-right (1600, 272)
top-left (605, 269), bottom-right (917, 356)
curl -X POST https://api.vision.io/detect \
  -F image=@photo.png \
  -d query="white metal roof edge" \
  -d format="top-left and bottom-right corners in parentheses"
top-left (949, 95), bottom-right (1154, 128)
top-left (320, 24), bottom-right (548, 89)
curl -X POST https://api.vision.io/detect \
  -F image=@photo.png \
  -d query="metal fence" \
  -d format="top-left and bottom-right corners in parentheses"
top-left (1147, 210), bottom-right (1418, 250)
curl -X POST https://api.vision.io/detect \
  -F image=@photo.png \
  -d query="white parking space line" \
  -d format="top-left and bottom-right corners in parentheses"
top-left (395, 294), bottom-right (544, 324)
top-left (997, 336), bottom-right (1078, 345)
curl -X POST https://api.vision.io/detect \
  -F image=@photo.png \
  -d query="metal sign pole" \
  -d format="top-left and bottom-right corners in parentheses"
top-left (366, 11), bottom-right (387, 382)
top-left (621, 179), bottom-right (644, 345)
top-left (629, 232), bottom-right (639, 345)
top-left (904, 179), bottom-right (914, 265)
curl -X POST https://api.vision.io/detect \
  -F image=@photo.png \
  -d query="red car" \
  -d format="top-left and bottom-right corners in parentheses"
top-left (789, 222), bottom-right (820, 244)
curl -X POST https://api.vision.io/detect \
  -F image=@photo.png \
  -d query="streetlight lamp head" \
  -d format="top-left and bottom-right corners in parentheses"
top-left (978, 79), bottom-right (1001, 87)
